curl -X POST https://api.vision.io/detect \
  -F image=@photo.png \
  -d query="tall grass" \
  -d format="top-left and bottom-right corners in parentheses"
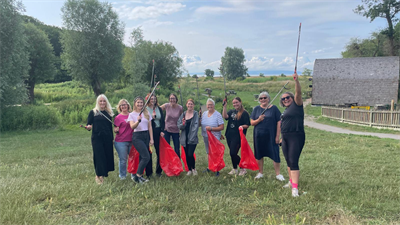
top-left (1, 127), bottom-right (399, 224)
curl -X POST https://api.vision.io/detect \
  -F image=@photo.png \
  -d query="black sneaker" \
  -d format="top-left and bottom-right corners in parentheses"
top-left (138, 176), bottom-right (149, 183)
top-left (215, 171), bottom-right (220, 177)
top-left (132, 175), bottom-right (140, 183)
top-left (202, 168), bottom-right (210, 173)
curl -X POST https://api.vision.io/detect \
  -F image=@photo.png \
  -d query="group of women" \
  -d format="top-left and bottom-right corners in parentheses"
top-left (85, 73), bottom-right (305, 197)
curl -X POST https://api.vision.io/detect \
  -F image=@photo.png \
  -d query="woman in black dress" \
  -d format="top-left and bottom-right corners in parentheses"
top-left (250, 92), bottom-right (284, 181)
top-left (85, 94), bottom-right (115, 185)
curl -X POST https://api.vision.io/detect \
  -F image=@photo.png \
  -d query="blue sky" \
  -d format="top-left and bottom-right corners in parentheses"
top-left (21, 0), bottom-right (389, 75)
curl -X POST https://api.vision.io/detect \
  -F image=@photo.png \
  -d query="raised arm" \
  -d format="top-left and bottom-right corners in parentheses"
top-left (293, 72), bottom-right (303, 106)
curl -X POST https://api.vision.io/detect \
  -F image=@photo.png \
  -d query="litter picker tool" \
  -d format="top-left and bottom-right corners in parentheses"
top-left (178, 85), bottom-right (183, 106)
top-left (260, 81), bottom-right (290, 115)
top-left (294, 23), bottom-right (301, 80)
top-left (150, 59), bottom-right (155, 91)
top-left (138, 81), bottom-right (160, 122)
top-left (222, 74), bottom-right (227, 106)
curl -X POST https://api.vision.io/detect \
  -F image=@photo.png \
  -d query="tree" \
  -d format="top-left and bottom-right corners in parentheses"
top-left (205, 69), bottom-right (214, 78)
top-left (0, 0), bottom-right (29, 107)
top-left (259, 73), bottom-right (264, 77)
top-left (24, 23), bottom-right (56, 103)
top-left (61, 0), bottom-right (124, 96)
top-left (192, 74), bottom-right (198, 79)
top-left (354, 0), bottom-right (400, 56)
top-left (22, 15), bottom-right (71, 83)
top-left (302, 68), bottom-right (312, 76)
top-left (219, 47), bottom-right (248, 81)
top-left (122, 27), bottom-right (183, 91)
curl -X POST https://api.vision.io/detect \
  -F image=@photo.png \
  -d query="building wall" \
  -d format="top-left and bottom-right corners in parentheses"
top-left (312, 56), bottom-right (399, 106)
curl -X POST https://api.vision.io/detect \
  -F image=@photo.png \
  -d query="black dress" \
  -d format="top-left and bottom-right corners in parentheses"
top-left (87, 110), bottom-right (115, 177)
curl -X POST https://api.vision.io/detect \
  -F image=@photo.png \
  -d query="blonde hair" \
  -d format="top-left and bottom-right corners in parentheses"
top-left (133, 97), bottom-right (149, 120)
top-left (116, 99), bottom-right (131, 113)
top-left (93, 94), bottom-right (114, 117)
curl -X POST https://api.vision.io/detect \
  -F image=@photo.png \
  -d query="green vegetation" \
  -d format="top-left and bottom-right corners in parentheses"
top-left (1, 127), bottom-right (399, 224)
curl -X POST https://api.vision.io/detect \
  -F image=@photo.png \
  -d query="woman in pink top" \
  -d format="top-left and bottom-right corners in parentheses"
top-left (113, 99), bottom-right (134, 180)
top-left (160, 93), bottom-right (183, 157)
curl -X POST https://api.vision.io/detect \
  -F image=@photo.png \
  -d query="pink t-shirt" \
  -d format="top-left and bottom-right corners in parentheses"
top-left (127, 111), bottom-right (153, 132)
top-left (164, 103), bottom-right (183, 133)
top-left (114, 114), bottom-right (133, 142)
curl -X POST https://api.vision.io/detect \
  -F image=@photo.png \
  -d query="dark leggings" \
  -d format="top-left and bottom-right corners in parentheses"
top-left (153, 127), bottom-right (162, 175)
top-left (184, 144), bottom-right (197, 170)
top-left (132, 131), bottom-right (150, 176)
top-left (164, 131), bottom-right (180, 158)
top-left (227, 137), bottom-right (241, 169)
top-left (281, 132), bottom-right (305, 171)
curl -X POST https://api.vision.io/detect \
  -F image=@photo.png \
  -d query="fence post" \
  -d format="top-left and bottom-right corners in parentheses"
top-left (369, 111), bottom-right (373, 127)
top-left (341, 108), bottom-right (344, 122)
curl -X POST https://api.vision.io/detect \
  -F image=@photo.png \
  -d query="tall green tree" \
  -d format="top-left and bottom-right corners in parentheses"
top-left (122, 28), bottom-right (183, 91)
top-left (0, 0), bottom-right (29, 107)
top-left (205, 69), bottom-right (214, 78)
top-left (24, 23), bottom-right (56, 103)
top-left (61, 0), bottom-right (124, 96)
top-left (302, 68), bottom-right (313, 76)
top-left (354, 0), bottom-right (400, 56)
top-left (219, 47), bottom-right (248, 81)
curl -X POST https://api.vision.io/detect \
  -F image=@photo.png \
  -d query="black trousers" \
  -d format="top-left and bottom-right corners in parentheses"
top-left (227, 137), bottom-right (241, 169)
top-left (132, 131), bottom-right (150, 176)
top-left (153, 127), bottom-right (163, 175)
top-left (91, 136), bottom-right (114, 177)
top-left (281, 132), bottom-right (305, 170)
top-left (184, 144), bottom-right (197, 170)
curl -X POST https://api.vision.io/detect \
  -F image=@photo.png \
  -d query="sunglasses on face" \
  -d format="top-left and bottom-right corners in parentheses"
top-left (121, 104), bottom-right (127, 106)
top-left (259, 97), bottom-right (268, 100)
top-left (281, 96), bottom-right (291, 101)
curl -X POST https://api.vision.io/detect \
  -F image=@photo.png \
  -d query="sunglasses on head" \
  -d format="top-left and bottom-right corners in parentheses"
top-left (281, 96), bottom-right (291, 101)
top-left (259, 97), bottom-right (268, 100)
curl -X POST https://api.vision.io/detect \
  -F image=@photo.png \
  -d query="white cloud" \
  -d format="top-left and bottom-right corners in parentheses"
top-left (141, 19), bottom-right (173, 28)
top-left (115, 2), bottom-right (185, 20)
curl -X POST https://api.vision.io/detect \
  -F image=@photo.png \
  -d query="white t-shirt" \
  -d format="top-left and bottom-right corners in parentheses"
top-left (201, 110), bottom-right (224, 139)
top-left (127, 111), bottom-right (153, 132)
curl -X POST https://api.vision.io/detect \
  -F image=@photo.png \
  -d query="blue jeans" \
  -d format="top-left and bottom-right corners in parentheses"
top-left (164, 131), bottom-right (180, 158)
top-left (114, 141), bottom-right (132, 179)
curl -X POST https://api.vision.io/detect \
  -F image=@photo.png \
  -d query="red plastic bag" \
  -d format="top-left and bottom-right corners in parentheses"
top-left (239, 127), bottom-right (259, 171)
top-left (207, 130), bottom-right (225, 172)
top-left (127, 145), bottom-right (140, 174)
top-left (159, 136), bottom-right (183, 176)
top-left (181, 146), bottom-right (197, 172)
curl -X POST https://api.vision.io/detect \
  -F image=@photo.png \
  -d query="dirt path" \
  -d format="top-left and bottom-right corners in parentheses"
top-left (303, 99), bottom-right (400, 140)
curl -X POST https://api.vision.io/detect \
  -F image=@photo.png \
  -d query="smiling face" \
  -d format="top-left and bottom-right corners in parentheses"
top-left (169, 94), bottom-right (177, 105)
top-left (120, 101), bottom-right (129, 113)
top-left (99, 97), bottom-right (106, 110)
top-left (259, 95), bottom-right (269, 106)
top-left (207, 101), bottom-right (215, 111)
top-left (232, 99), bottom-right (241, 110)
top-left (281, 94), bottom-right (293, 107)
top-left (135, 99), bottom-right (144, 111)
top-left (186, 100), bottom-right (194, 111)
top-left (150, 95), bottom-right (157, 106)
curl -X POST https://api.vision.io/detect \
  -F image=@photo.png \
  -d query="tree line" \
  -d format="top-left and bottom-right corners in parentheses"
top-left (0, 0), bottom-right (251, 108)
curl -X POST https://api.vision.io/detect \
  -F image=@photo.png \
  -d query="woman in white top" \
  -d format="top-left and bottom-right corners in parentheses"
top-left (127, 96), bottom-right (154, 184)
top-left (200, 98), bottom-right (224, 176)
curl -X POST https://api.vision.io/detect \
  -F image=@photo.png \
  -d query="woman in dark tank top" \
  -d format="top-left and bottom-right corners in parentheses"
top-left (279, 72), bottom-right (305, 197)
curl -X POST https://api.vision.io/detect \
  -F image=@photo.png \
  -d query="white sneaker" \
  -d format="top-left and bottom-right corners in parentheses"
top-left (283, 181), bottom-right (292, 188)
top-left (192, 169), bottom-right (198, 176)
top-left (238, 169), bottom-right (247, 176)
top-left (228, 169), bottom-right (238, 175)
top-left (276, 174), bottom-right (285, 181)
top-left (254, 173), bottom-right (264, 179)
top-left (186, 171), bottom-right (192, 176)
top-left (292, 188), bottom-right (299, 197)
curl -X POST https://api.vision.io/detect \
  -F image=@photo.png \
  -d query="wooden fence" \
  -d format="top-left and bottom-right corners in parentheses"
top-left (321, 107), bottom-right (400, 129)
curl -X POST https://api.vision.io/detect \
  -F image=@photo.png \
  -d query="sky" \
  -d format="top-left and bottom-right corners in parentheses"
top-left (21, 0), bottom-right (390, 76)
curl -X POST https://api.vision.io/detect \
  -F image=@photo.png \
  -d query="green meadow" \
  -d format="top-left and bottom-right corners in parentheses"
top-left (1, 77), bottom-right (399, 224)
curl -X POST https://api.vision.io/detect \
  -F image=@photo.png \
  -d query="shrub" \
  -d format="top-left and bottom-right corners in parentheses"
top-left (0, 105), bottom-right (61, 131)
top-left (236, 76), bottom-right (245, 81)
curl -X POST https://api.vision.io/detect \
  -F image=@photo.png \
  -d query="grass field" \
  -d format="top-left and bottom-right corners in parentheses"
top-left (1, 126), bottom-right (399, 224)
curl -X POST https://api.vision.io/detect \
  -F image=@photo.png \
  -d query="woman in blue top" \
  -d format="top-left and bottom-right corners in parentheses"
top-left (250, 92), bottom-right (284, 181)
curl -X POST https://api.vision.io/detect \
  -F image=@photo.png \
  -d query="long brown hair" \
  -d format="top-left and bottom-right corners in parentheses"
top-left (234, 97), bottom-right (246, 120)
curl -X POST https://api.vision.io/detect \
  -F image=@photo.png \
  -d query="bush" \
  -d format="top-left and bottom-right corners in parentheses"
top-left (236, 76), bottom-right (245, 81)
top-left (0, 105), bottom-right (61, 131)
top-left (270, 76), bottom-right (278, 81)
top-left (204, 76), bottom-right (214, 81)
